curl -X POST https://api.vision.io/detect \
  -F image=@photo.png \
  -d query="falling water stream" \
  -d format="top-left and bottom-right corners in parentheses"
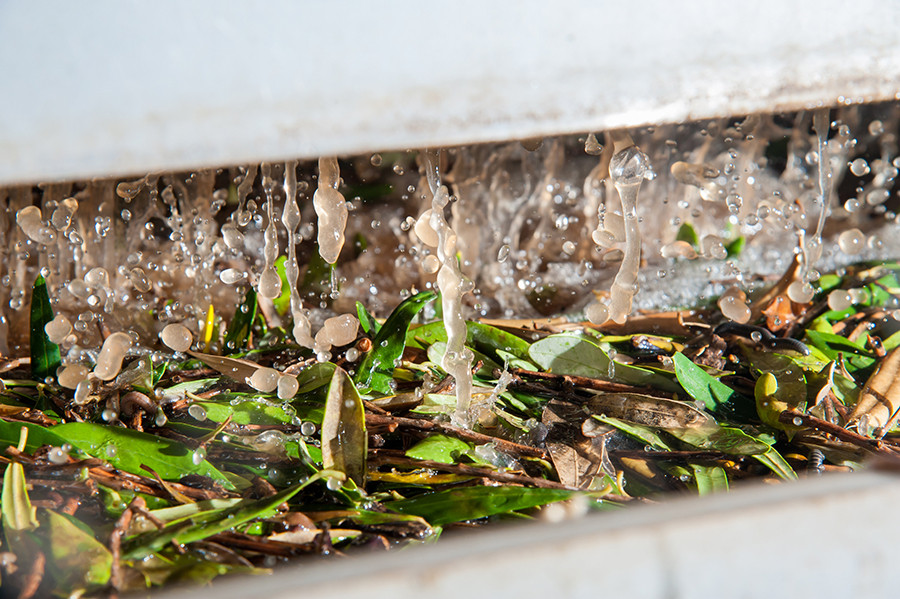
top-left (4, 102), bottom-right (900, 421)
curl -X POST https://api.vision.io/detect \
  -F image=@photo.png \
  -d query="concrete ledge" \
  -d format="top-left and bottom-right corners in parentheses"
top-left (156, 472), bottom-right (900, 599)
top-left (2, 1), bottom-right (899, 185)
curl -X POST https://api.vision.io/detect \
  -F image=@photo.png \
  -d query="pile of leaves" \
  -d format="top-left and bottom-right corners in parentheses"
top-left (4, 260), bottom-right (900, 598)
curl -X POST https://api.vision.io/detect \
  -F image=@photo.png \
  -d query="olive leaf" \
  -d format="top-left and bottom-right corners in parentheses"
top-left (529, 334), bottom-right (680, 392)
top-left (322, 366), bottom-right (367, 486)
top-left (388, 486), bottom-right (579, 526)
top-left (36, 509), bottom-right (112, 587)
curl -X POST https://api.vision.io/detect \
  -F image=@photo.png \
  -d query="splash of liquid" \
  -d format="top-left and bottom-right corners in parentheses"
top-left (421, 149), bottom-right (474, 424)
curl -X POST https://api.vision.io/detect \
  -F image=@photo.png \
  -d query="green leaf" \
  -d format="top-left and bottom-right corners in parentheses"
top-left (30, 275), bottom-right (61, 381)
top-left (691, 464), bottom-right (728, 495)
top-left (52, 422), bottom-right (235, 489)
top-left (529, 334), bottom-right (680, 392)
top-left (35, 509), bottom-right (112, 586)
top-left (296, 361), bottom-right (337, 394)
top-left (356, 291), bottom-right (436, 393)
top-left (300, 246), bottom-right (335, 298)
top-left (356, 301), bottom-right (381, 336)
top-left (196, 397), bottom-right (296, 426)
top-left (593, 415), bottom-right (672, 450)
top-left (725, 236), bottom-right (745, 257)
top-left (223, 288), bottom-right (258, 353)
top-left (405, 435), bottom-right (472, 464)
top-left (0, 419), bottom-right (68, 453)
top-left (754, 448), bottom-right (798, 480)
top-left (669, 424), bottom-right (770, 455)
top-left (321, 367), bottom-right (367, 486)
top-left (672, 352), bottom-right (738, 410)
top-left (123, 470), bottom-right (339, 559)
top-left (408, 321), bottom-right (532, 362)
top-left (804, 330), bottom-right (873, 359)
top-left (742, 346), bottom-right (808, 409)
top-left (272, 255), bottom-right (291, 315)
top-left (2, 461), bottom-right (38, 533)
top-left (388, 486), bottom-right (578, 526)
top-left (675, 223), bottom-right (699, 247)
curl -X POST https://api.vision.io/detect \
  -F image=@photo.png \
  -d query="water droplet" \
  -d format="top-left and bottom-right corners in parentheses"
top-left (161, 323), bottom-right (193, 352)
top-left (192, 447), bottom-right (207, 465)
top-left (300, 421), bottom-right (316, 436)
top-left (188, 404), bottom-right (207, 421)
top-left (849, 158), bottom-right (870, 176)
top-left (828, 289), bottom-right (853, 311)
top-left (48, 446), bottom-right (69, 465)
top-left (838, 228), bottom-right (866, 255)
top-left (584, 133), bottom-right (603, 155)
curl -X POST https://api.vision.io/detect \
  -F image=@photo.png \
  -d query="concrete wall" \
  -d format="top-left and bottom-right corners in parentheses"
top-left (1, 1), bottom-right (899, 185)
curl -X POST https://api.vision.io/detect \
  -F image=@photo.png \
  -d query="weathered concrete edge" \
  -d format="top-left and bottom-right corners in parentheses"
top-left (1, 1), bottom-right (899, 185)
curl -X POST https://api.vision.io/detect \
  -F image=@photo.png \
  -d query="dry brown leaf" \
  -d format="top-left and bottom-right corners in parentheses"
top-left (848, 347), bottom-right (900, 432)
top-left (186, 350), bottom-right (260, 384)
top-left (587, 392), bottom-right (711, 429)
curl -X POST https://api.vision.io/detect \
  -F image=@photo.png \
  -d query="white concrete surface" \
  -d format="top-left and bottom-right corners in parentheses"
top-left (1, 1), bottom-right (899, 185)
top-left (154, 471), bottom-right (900, 599)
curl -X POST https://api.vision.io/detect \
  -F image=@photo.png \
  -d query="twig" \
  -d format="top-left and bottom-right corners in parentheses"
top-left (109, 501), bottom-right (135, 596)
top-left (780, 410), bottom-right (900, 459)
top-left (18, 550), bottom-right (45, 599)
top-left (368, 453), bottom-right (627, 497)
top-left (364, 413), bottom-right (548, 459)
top-left (509, 368), bottom-right (674, 399)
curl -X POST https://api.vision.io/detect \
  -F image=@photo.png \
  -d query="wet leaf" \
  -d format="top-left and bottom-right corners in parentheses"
top-left (123, 470), bottom-right (341, 559)
top-left (321, 367), bottom-right (367, 486)
top-left (36, 509), bottom-right (112, 586)
top-left (743, 346), bottom-right (808, 409)
top-left (691, 464), bottom-right (728, 495)
top-left (586, 392), bottom-right (711, 429)
top-left (30, 274), bottom-right (61, 381)
top-left (754, 448), bottom-right (798, 480)
top-left (672, 352), bottom-right (738, 410)
top-left (848, 346), bottom-right (900, 430)
top-left (356, 291), bottom-right (435, 392)
top-left (186, 350), bottom-right (261, 385)
top-left (356, 301), bottom-right (381, 336)
top-left (2, 460), bottom-right (37, 533)
top-left (409, 321), bottom-right (532, 362)
top-left (52, 422), bottom-right (235, 489)
top-left (725, 236), bottom-right (745, 257)
top-left (388, 486), bottom-right (578, 526)
top-left (296, 361), bottom-right (336, 394)
top-left (804, 330), bottom-right (873, 359)
top-left (675, 222), bottom-right (699, 247)
top-left (669, 423), bottom-right (770, 456)
top-left (0, 419), bottom-right (68, 453)
top-left (223, 288), bottom-right (258, 352)
top-left (196, 398), bottom-right (296, 426)
top-left (272, 255), bottom-right (291, 315)
top-left (529, 334), bottom-right (680, 392)
top-left (593, 415), bottom-right (672, 450)
top-left (405, 435), bottom-right (472, 464)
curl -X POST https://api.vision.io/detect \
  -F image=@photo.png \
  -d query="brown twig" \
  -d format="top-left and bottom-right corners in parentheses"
top-left (780, 410), bottom-right (900, 459)
top-left (109, 500), bottom-right (136, 596)
top-left (368, 452), bottom-right (614, 495)
top-left (364, 413), bottom-right (548, 460)
top-left (509, 368), bottom-right (674, 399)
top-left (18, 550), bottom-right (45, 599)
